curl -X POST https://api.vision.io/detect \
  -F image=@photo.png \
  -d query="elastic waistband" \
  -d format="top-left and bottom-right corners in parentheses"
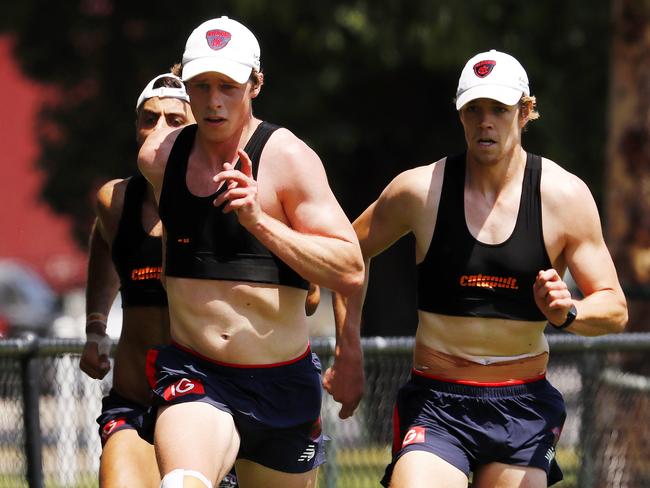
top-left (411, 368), bottom-right (548, 398)
top-left (170, 341), bottom-right (315, 379)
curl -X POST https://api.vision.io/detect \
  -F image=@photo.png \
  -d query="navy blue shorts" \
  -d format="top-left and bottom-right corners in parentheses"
top-left (382, 371), bottom-right (566, 486)
top-left (143, 343), bottom-right (326, 473)
top-left (96, 389), bottom-right (148, 446)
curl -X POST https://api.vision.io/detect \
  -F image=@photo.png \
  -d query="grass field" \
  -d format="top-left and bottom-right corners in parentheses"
top-left (0, 445), bottom-right (581, 487)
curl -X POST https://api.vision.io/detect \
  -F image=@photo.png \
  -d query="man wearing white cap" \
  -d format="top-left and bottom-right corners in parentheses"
top-left (137, 17), bottom-right (363, 488)
top-left (80, 72), bottom-right (194, 487)
top-left (331, 49), bottom-right (627, 487)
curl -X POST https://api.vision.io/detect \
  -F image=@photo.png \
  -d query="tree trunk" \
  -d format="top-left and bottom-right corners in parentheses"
top-left (606, 0), bottom-right (650, 335)
top-left (593, 2), bottom-right (650, 486)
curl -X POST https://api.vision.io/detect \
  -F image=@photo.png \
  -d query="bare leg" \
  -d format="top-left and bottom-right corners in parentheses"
top-left (473, 462), bottom-right (547, 488)
top-left (390, 451), bottom-right (468, 488)
top-left (100, 428), bottom-right (160, 488)
top-left (236, 459), bottom-right (318, 488)
top-left (155, 402), bottom-right (240, 486)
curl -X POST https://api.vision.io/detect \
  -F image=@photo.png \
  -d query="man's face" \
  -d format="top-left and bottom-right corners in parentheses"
top-left (136, 97), bottom-right (194, 147)
top-left (185, 71), bottom-right (259, 142)
top-left (459, 98), bottom-right (523, 165)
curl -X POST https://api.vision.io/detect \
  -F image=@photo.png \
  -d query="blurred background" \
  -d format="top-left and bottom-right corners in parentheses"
top-left (2, 1), bottom-right (650, 487)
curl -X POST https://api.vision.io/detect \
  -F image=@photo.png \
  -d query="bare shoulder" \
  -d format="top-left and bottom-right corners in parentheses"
top-left (95, 177), bottom-right (129, 241)
top-left (540, 157), bottom-right (603, 248)
top-left (263, 127), bottom-right (322, 171)
top-left (379, 157), bottom-right (445, 209)
top-left (540, 157), bottom-right (596, 212)
top-left (138, 126), bottom-right (186, 184)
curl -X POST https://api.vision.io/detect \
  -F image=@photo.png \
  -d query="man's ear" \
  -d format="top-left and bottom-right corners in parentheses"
top-left (519, 103), bottom-right (531, 127)
top-left (250, 72), bottom-right (264, 99)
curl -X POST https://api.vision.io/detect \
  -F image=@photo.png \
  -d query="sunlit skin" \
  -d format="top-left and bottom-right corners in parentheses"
top-left (185, 72), bottom-right (261, 150)
top-left (81, 93), bottom-right (194, 488)
top-left (459, 98), bottom-right (528, 168)
top-left (136, 96), bottom-right (195, 147)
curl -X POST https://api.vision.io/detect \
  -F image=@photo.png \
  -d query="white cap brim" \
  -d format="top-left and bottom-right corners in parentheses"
top-left (456, 85), bottom-right (523, 110)
top-left (135, 74), bottom-right (189, 111)
top-left (182, 57), bottom-right (252, 84)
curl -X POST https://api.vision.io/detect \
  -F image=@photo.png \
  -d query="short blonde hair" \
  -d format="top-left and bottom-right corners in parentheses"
top-left (520, 95), bottom-right (539, 126)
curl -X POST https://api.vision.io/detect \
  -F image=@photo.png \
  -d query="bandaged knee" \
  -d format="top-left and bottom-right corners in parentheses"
top-left (160, 469), bottom-right (212, 488)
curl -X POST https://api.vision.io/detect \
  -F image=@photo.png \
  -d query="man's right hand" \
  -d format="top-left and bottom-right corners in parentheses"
top-left (79, 333), bottom-right (112, 379)
top-left (322, 348), bottom-right (365, 419)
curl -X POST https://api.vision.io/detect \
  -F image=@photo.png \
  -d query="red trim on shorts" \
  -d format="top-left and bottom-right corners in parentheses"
top-left (412, 368), bottom-right (546, 386)
top-left (145, 348), bottom-right (159, 388)
top-left (171, 341), bottom-right (311, 368)
top-left (391, 403), bottom-right (401, 454)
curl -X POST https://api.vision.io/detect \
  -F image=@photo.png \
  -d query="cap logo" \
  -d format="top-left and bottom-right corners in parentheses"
top-left (206, 29), bottom-right (232, 50)
top-left (473, 60), bottom-right (496, 78)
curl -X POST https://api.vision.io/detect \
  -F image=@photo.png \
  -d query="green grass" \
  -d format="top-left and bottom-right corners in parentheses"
top-left (317, 446), bottom-right (580, 488)
top-left (0, 446), bottom-right (580, 488)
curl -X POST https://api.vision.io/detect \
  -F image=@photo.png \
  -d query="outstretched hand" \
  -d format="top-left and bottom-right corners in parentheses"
top-left (212, 149), bottom-right (262, 228)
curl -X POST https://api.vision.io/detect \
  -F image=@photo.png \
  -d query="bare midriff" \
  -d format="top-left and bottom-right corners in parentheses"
top-left (165, 277), bottom-right (310, 365)
top-left (414, 311), bottom-right (550, 383)
top-left (112, 306), bottom-right (171, 405)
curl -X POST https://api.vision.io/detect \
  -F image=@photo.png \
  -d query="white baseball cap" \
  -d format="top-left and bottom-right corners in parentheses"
top-left (455, 49), bottom-right (529, 110)
top-left (135, 73), bottom-right (189, 111)
top-left (181, 16), bottom-right (260, 84)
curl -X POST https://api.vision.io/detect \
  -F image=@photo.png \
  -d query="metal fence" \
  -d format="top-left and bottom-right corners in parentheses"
top-left (1, 333), bottom-right (650, 488)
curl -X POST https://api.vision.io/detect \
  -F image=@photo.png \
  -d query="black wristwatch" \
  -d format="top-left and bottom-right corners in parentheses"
top-left (549, 304), bottom-right (577, 330)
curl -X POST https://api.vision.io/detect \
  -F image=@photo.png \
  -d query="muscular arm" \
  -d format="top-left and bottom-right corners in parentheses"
top-left (215, 131), bottom-right (364, 295)
top-left (80, 181), bottom-right (123, 379)
top-left (137, 127), bottom-right (180, 203)
top-left (323, 164), bottom-right (437, 417)
top-left (535, 164), bottom-right (628, 336)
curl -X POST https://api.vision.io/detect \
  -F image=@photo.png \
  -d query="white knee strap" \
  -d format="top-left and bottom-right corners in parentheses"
top-left (160, 469), bottom-right (212, 488)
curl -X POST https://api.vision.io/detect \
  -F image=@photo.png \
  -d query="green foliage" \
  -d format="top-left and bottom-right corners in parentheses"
top-left (3, 0), bottom-right (610, 333)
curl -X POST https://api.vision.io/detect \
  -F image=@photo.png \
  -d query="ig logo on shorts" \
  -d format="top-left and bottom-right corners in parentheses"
top-left (163, 377), bottom-right (205, 400)
top-left (402, 426), bottom-right (426, 447)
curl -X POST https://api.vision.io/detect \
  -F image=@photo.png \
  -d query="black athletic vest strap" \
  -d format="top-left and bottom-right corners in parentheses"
top-left (111, 174), bottom-right (168, 307)
top-left (158, 122), bottom-right (309, 289)
top-left (416, 152), bottom-right (551, 321)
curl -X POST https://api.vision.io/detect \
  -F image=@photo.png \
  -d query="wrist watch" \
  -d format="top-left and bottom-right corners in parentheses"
top-left (549, 304), bottom-right (577, 330)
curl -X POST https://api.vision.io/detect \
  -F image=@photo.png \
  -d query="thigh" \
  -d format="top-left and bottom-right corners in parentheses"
top-left (100, 429), bottom-right (160, 488)
top-left (390, 451), bottom-right (468, 488)
top-left (473, 462), bottom-right (547, 488)
top-left (155, 401), bottom-right (240, 484)
top-left (235, 459), bottom-right (318, 488)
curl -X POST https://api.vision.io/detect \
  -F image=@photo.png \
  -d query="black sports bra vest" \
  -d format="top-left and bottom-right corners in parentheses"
top-left (417, 152), bottom-right (551, 321)
top-left (158, 122), bottom-right (309, 289)
top-left (111, 174), bottom-right (168, 307)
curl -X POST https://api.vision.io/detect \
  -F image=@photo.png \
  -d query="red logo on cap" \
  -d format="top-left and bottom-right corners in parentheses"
top-left (473, 60), bottom-right (496, 78)
top-left (206, 29), bottom-right (231, 50)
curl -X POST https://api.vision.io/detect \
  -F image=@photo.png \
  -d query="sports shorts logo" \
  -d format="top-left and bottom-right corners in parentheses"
top-left (101, 418), bottom-right (126, 441)
top-left (206, 29), bottom-right (231, 50)
top-left (402, 426), bottom-right (426, 447)
top-left (163, 377), bottom-right (205, 400)
top-left (473, 60), bottom-right (496, 78)
top-left (298, 444), bottom-right (316, 462)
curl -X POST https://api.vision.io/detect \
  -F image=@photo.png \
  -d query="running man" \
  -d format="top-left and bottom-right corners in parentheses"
top-left (138, 16), bottom-right (363, 488)
top-left (80, 72), bottom-right (194, 487)
top-left (329, 49), bottom-right (628, 487)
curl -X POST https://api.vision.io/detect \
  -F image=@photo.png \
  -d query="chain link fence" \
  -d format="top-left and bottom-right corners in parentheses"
top-left (1, 334), bottom-right (650, 488)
